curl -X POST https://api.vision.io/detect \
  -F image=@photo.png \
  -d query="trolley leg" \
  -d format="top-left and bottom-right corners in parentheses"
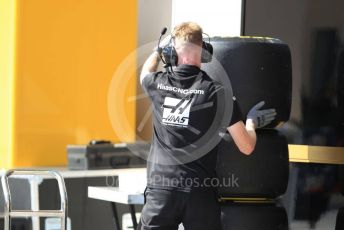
top-left (4, 215), bottom-right (11, 230)
top-left (129, 204), bottom-right (138, 229)
top-left (30, 176), bottom-right (42, 230)
top-left (111, 203), bottom-right (121, 230)
top-left (61, 216), bottom-right (66, 230)
top-left (2, 175), bottom-right (11, 230)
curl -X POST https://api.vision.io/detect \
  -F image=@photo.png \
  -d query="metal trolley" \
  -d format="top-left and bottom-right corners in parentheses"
top-left (1, 169), bottom-right (68, 230)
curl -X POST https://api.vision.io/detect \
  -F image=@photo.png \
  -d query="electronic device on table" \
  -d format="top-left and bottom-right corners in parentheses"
top-left (67, 140), bottom-right (149, 170)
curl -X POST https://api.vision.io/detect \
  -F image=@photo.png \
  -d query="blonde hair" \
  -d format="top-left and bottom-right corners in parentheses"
top-left (172, 22), bottom-right (203, 45)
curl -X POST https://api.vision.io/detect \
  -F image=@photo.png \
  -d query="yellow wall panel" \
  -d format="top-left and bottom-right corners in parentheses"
top-left (0, 0), bottom-right (17, 168)
top-left (1, 0), bottom-right (137, 168)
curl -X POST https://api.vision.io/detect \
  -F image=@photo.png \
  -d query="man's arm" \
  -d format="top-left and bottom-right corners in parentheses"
top-left (140, 51), bottom-right (160, 85)
top-left (227, 120), bottom-right (256, 155)
top-left (227, 101), bottom-right (276, 156)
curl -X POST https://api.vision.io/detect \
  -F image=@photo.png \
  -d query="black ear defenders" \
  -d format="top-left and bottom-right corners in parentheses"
top-left (201, 33), bottom-right (213, 63)
top-left (157, 27), bottom-right (213, 67)
top-left (160, 37), bottom-right (178, 66)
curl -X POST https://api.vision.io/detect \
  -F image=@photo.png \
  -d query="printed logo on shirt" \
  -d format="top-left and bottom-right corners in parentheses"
top-left (157, 83), bottom-right (204, 95)
top-left (162, 96), bottom-right (193, 127)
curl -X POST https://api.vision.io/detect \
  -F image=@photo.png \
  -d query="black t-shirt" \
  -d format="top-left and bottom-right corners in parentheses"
top-left (141, 64), bottom-right (243, 192)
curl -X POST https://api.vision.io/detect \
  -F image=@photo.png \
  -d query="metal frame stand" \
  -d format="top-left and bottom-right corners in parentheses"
top-left (1, 170), bottom-right (68, 230)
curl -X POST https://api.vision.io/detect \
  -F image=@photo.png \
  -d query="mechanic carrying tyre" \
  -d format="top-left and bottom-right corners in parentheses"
top-left (137, 22), bottom-right (276, 230)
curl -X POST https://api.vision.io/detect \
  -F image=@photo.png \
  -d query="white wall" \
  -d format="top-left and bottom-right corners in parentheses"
top-left (172, 0), bottom-right (243, 37)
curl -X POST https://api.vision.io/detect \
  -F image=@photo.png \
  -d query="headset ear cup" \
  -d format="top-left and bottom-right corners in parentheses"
top-left (207, 43), bottom-right (213, 61)
top-left (202, 42), bottom-right (213, 63)
top-left (171, 46), bottom-right (178, 66)
top-left (161, 44), bottom-right (178, 66)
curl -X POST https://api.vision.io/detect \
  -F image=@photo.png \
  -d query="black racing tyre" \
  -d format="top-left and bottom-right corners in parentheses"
top-left (203, 37), bottom-right (292, 127)
top-left (221, 203), bottom-right (288, 230)
top-left (216, 129), bottom-right (289, 198)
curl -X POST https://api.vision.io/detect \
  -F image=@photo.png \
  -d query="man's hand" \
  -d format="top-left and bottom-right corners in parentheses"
top-left (227, 101), bottom-right (275, 156)
top-left (247, 101), bottom-right (277, 129)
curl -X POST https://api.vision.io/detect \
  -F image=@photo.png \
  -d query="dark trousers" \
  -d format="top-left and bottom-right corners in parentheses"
top-left (137, 187), bottom-right (222, 230)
